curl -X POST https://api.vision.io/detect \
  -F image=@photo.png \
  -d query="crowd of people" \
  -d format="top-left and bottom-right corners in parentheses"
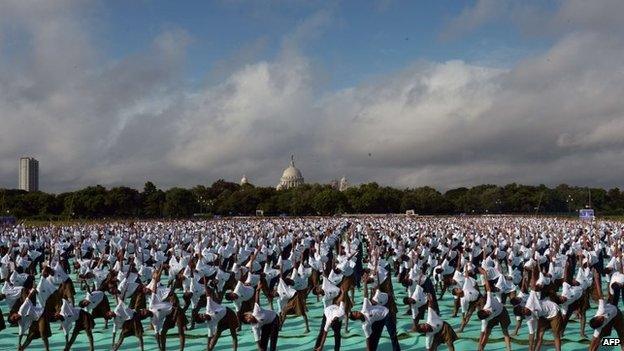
top-left (0, 216), bottom-right (622, 350)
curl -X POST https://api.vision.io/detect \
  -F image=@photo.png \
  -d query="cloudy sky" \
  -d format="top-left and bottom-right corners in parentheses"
top-left (1, 0), bottom-right (623, 192)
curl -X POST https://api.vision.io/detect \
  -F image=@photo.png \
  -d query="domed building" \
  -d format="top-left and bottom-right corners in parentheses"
top-left (339, 176), bottom-right (349, 191)
top-left (240, 175), bottom-right (249, 186)
top-left (276, 155), bottom-right (304, 190)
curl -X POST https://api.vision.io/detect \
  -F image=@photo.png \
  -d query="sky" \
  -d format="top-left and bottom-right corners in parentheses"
top-left (1, 0), bottom-right (624, 193)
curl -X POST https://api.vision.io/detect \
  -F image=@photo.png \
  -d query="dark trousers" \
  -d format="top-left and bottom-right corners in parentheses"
top-left (259, 318), bottom-right (279, 351)
top-left (354, 267), bottom-right (362, 289)
top-left (385, 315), bottom-right (401, 351)
top-left (314, 315), bottom-right (342, 351)
top-left (368, 320), bottom-right (385, 351)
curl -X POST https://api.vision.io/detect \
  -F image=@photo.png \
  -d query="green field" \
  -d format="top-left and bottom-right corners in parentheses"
top-left (0, 273), bottom-right (601, 351)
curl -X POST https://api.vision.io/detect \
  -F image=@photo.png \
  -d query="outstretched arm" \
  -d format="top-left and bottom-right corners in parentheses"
top-left (593, 268), bottom-right (603, 301)
top-left (563, 257), bottom-right (572, 285)
top-left (478, 267), bottom-right (491, 292)
top-left (530, 249), bottom-right (538, 291)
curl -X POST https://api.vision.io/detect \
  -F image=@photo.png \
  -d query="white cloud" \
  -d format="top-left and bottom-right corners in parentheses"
top-left (1, 1), bottom-right (624, 192)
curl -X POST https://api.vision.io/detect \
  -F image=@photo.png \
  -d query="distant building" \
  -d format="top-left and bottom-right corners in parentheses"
top-left (330, 176), bottom-right (350, 191)
top-left (240, 174), bottom-right (250, 186)
top-left (339, 176), bottom-right (349, 191)
top-left (19, 157), bottom-right (39, 192)
top-left (276, 155), bottom-right (304, 190)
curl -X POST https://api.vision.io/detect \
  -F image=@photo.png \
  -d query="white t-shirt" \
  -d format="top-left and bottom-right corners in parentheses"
top-left (425, 307), bottom-right (444, 349)
top-left (481, 292), bottom-right (504, 332)
top-left (592, 299), bottom-right (618, 338)
top-left (526, 298), bottom-right (559, 334)
top-left (323, 304), bottom-right (346, 332)
top-left (205, 298), bottom-right (226, 337)
top-left (251, 308), bottom-right (277, 342)
top-left (362, 305), bottom-right (389, 338)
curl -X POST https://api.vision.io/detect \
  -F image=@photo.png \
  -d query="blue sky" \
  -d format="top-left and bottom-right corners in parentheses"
top-left (1, 0), bottom-right (624, 191)
top-left (96, 0), bottom-right (551, 89)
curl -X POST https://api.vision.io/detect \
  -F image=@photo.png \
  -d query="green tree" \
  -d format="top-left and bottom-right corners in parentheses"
top-left (141, 182), bottom-right (165, 218)
top-left (106, 187), bottom-right (141, 217)
top-left (312, 188), bottom-right (347, 215)
top-left (163, 187), bottom-right (196, 218)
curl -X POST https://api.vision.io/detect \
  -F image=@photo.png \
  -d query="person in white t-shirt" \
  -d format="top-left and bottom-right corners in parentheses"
top-left (556, 258), bottom-right (589, 339)
top-left (349, 298), bottom-right (389, 351)
top-left (476, 267), bottom-right (511, 351)
top-left (242, 302), bottom-right (279, 351)
top-left (513, 263), bottom-right (563, 351)
top-left (58, 298), bottom-right (95, 351)
top-left (314, 300), bottom-right (346, 351)
top-left (589, 268), bottom-right (624, 351)
top-left (413, 294), bottom-right (458, 351)
top-left (198, 295), bottom-right (240, 351)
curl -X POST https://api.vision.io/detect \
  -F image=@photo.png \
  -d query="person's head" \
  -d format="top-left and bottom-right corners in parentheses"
top-left (452, 288), bottom-right (464, 298)
top-left (313, 286), bottom-right (325, 296)
top-left (139, 309), bottom-right (153, 319)
top-left (241, 312), bottom-right (257, 324)
top-left (41, 266), bottom-right (53, 278)
top-left (224, 292), bottom-right (239, 301)
top-left (137, 284), bottom-right (148, 294)
top-left (589, 315), bottom-right (605, 329)
top-left (192, 312), bottom-right (205, 323)
top-left (513, 305), bottom-right (531, 317)
top-left (78, 299), bottom-right (90, 308)
top-left (611, 282), bottom-right (622, 294)
top-left (509, 297), bottom-right (522, 306)
top-left (477, 309), bottom-right (491, 320)
top-left (348, 311), bottom-right (365, 321)
top-left (9, 313), bottom-right (21, 323)
top-left (414, 323), bottom-right (433, 334)
top-left (403, 297), bottom-right (415, 305)
top-left (104, 310), bottom-right (116, 320)
top-left (109, 286), bottom-right (121, 295)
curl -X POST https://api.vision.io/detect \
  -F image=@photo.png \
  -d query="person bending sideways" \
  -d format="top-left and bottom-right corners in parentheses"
top-left (242, 303), bottom-right (279, 351)
top-left (476, 267), bottom-right (512, 351)
top-left (413, 294), bottom-right (457, 351)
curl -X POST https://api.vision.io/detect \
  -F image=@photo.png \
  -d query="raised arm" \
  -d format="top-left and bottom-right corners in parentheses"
top-left (530, 260), bottom-right (539, 291)
top-left (478, 266), bottom-right (491, 292)
top-left (593, 268), bottom-right (603, 300)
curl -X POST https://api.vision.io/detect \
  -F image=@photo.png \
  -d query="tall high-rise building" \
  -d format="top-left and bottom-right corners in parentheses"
top-left (19, 157), bottom-right (39, 192)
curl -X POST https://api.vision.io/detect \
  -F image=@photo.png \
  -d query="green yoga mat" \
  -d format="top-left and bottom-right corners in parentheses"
top-left (0, 275), bottom-right (603, 350)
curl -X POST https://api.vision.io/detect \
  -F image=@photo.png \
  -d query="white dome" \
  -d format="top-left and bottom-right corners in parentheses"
top-left (276, 155), bottom-right (304, 190)
top-left (281, 165), bottom-right (303, 180)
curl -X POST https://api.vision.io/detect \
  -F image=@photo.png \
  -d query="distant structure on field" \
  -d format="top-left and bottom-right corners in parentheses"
top-left (240, 175), bottom-right (250, 186)
top-left (19, 157), bottom-right (39, 192)
top-left (276, 155), bottom-right (305, 190)
top-left (330, 176), bottom-right (350, 191)
top-left (339, 176), bottom-right (349, 191)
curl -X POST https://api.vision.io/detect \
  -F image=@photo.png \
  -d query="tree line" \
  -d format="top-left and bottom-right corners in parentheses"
top-left (1, 181), bottom-right (623, 219)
